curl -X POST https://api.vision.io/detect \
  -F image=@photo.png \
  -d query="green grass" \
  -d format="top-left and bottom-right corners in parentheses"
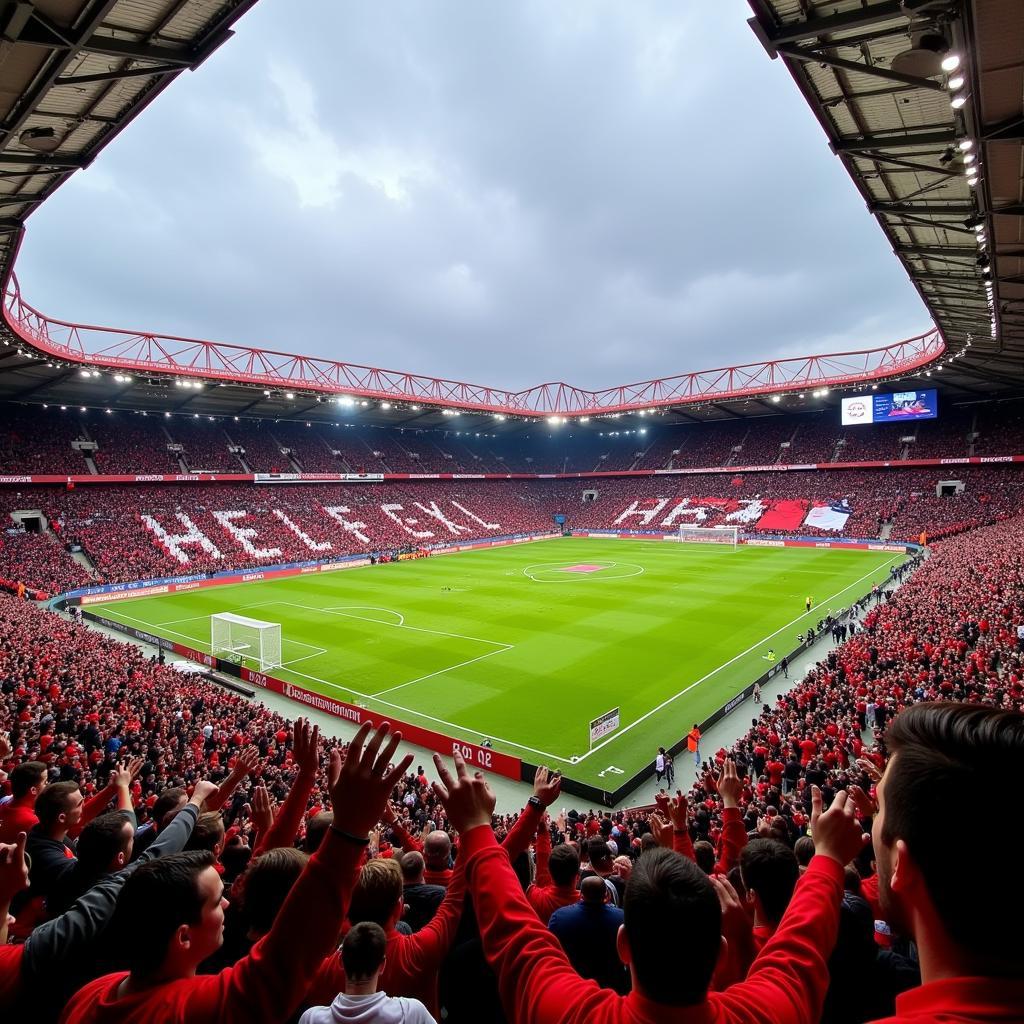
top-left (88, 539), bottom-right (902, 787)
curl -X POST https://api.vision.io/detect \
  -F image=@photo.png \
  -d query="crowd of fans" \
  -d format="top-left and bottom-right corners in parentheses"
top-left (0, 507), bottom-right (1020, 1020)
top-left (0, 466), bottom-right (1018, 593)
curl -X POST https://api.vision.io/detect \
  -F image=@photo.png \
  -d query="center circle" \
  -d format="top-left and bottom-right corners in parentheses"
top-left (522, 560), bottom-right (645, 583)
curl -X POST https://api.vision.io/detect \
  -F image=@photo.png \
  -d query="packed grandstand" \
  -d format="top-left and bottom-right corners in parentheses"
top-left (1, 0), bottom-right (1023, 1023)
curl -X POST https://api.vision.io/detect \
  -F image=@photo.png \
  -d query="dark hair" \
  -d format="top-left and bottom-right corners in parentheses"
top-left (794, 836), bottom-right (816, 867)
top-left (185, 812), bottom-right (225, 852)
top-left (548, 843), bottom-right (580, 887)
top-left (399, 851), bottom-right (425, 882)
top-left (75, 811), bottom-right (133, 875)
top-left (110, 851), bottom-right (217, 976)
top-left (341, 921), bottom-right (387, 981)
top-left (693, 840), bottom-right (716, 875)
top-left (349, 858), bottom-right (403, 927)
top-left (10, 761), bottom-right (46, 798)
top-left (152, 787), bottom-right (187, 829)
top-left (623, 849), bottom-right (720, 1005)
top-left (241, 847), bottom-right (308, 935)
top-left (34, 781), bottom-right (79, 828)
top-left (740, 839), bottom-right (799, 925)
top-left (587, 836), bottom-right (612, 868)
top-left (883, 702), bottom-right (1024, 972)
top-left (304, 811), bottom-right (333, 854)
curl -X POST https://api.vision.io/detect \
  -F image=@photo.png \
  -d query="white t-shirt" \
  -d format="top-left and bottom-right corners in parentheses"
top-left (655, 753), bottom-right (665, 772)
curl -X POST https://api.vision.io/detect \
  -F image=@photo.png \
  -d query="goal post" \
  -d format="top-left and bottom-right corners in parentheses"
top-left (210, 612), bottom-right (283, 670)
top-left (676, 524), bottom-right (740, 549)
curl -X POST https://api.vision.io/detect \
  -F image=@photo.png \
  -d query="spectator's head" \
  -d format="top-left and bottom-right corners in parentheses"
top-left (151, 787), bottom-right (188, 831)
top-left (220, 842), bottom-right (252, 884)
top-left (423, 830), bottom-right (450, 871)
top-left (874, 702), bottom-right (1024, 976)
top-left (110, 850), bottom-right (226, 980)
top-left (581, 874), bottom-right (608, 905)
top-left (34, 781), bottom-right (83, 835)
top-left (613, 855), bottom-right (632, 881)
top-left (693, 840), bottom-right (716, 875)
top-left (10, 760), bottom-right (47, 800)
top-left (185, 812), bottom-right (225, 855)
top-left (304, 811), bottom-right (333, 854)
top-left (240, 847), bottom-right (308, 938)
top-left (349, 857), bottom-right (404, 929)
top-left (794, 836), bottom-right (816, 870)
top-left (587, 836), bottom-right (614, 874)
top-left (341, 921), bottom-right (388, 991)
top-left (740, 839), bottom-right (799, 926)
top-left (400, 851), bottom-right (425, 884)
top-left (76, 811), bottom-right (134, 876)
top-left (619, 849), bottom-right (721, 1006)
top-left (548, 843), bottom-right (580, 887)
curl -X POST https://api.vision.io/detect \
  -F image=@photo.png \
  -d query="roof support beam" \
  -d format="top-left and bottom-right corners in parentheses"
top-left (747, 1), bottom-right (939, 51)
top-left (832, 130), bottom-right (959, 154)
top-left (870, 203), bottom-right (974, 216)
top-left (0, 152), bottom-right (87, 169)
top-left (55, 64), bottom-right (182, 87)
top-left (775, 43), bottom-right (946, 92)
top-left (14, 18), bottom-right (194, 67)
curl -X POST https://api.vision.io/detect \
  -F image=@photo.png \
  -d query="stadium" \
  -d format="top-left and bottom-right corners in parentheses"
top-left (0, 1), bottom-right (1021, 1022)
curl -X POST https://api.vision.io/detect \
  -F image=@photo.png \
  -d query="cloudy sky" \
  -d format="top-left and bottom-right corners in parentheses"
top-left (16, 0), bottom-right (929, 391)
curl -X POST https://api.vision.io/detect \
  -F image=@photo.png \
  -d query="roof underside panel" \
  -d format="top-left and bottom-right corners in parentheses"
top-left (748, 0), bottom-right (1024, 396)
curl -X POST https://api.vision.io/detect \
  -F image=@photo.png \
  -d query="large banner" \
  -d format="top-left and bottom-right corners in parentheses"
top-left (803, 502), bottom-right (852, 532)
top-left (753, 499), bottom-right (809, 532)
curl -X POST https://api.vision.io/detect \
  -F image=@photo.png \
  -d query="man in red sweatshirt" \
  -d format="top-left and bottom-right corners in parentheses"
top-left (430, 749), bottom-right (869, 1024)
top-left (868, 702), bottom-right (1024, 1022)
top-left (59, 721), bottom-right (413, 1024)
top-left (527, 821), bottom-right (579, 921)
top-left (0, 761), bottom-right (47, 843)
top-left (306, 853), bottom-right (464, 1018)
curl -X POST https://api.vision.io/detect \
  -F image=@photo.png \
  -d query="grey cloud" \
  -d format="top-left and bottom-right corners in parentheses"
top-left (16, 0), bottom-right (928, 391)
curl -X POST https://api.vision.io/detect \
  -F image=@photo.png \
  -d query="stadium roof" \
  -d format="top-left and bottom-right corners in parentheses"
top-left (0, 0), bottom-right (1017, 431)
top-left (747, 0), bottom-right (1024, 397)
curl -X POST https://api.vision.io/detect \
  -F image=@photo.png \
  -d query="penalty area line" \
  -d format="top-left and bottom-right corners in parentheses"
top-left (574, 554), bottom-right (903, 765)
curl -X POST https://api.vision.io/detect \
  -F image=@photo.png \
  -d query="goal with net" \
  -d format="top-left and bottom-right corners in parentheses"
top-left (210, 612), bottom-right (283, 670)
top-left (676, 525), bottom-right (740, 549)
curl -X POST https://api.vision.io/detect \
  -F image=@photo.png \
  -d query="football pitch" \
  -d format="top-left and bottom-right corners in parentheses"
top-left (88, 538), bottom-right (902, 788)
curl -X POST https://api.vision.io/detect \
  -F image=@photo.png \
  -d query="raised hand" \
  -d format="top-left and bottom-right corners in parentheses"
top-left (648, 811), bottom-right (673, 848)
top-left (655, 789), bottom-right (688, 830)
top-left (0, 832), bottom-right (29, 903)
top-left (811, 787), bottom-right (870, 865)
top-left (717, 759), bottom-right (743, 809)
top-left (231, 746), bottom-right (261, 780)
top-left (112, 756), bottom-right (144, 789)
top-left (533, 765), bottom-right (562, 807)
top-left (329, 722), bottom-right (414, 839)
top-left (251, 785), bottom-right (276, 832)
top-left (847, 784), bottom-right (877, 820)
top-left (431, 750), bottom-right (496, 833)
top-left (189, 779), bottom-right (220, 810)
top-left (291, 718), bottom-right (320, 777)
top-left (855, 757), bottom-right (883, 783)
top-left (381, 801), bottom-right (398, 825)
